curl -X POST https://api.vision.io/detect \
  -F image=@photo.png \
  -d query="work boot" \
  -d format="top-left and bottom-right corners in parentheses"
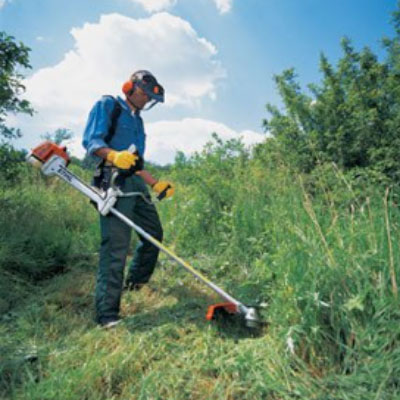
top-left (124, 282), bottom-right (157, 294)
top-left (97, 316), bottom-right (123, 329)
top-left (124, 282), bottom-right (144, 291)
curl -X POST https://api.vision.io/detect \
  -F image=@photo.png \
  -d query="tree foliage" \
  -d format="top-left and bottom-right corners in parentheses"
top-left (263, 9), bottom-right (400, 185)
top-left (0, 31), bottom-right (33, 140)
top-left (41, 128), bottom-right (73, 145)
top-left (0, 32), bottom-right (33, 182)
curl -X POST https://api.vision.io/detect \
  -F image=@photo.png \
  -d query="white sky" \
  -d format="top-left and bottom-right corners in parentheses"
top-left (126, 0), bottom-right (232, 14)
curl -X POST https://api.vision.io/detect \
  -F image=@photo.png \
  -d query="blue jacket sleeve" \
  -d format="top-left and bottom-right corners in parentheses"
top-left (82, 97), bottom-right (115, 156)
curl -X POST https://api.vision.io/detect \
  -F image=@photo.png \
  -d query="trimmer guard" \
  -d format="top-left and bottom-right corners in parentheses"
top-left (206, 302), bottom-right (238, 321)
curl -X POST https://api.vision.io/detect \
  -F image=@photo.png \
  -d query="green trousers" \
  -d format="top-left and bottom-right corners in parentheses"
top-left (95, 173), bottom-right (163, 323)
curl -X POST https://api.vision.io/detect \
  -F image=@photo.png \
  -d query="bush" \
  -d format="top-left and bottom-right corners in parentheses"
top-left (0, 144), bottom-right (28, 183)
top-left (158, 134), bottom-right (400, 379)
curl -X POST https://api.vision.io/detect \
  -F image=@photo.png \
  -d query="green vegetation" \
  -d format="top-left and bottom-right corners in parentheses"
top-left (0, 31), bottom-right (33, 141)
top-left (1, 144), bottom-right (399, 399)
top-left (264, 8), bottom-right (400, 184)
top-left (1, 6), bottom-right (400, 399)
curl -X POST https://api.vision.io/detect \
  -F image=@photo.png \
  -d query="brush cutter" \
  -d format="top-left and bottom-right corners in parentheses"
top-left (27, 141), bottom-right (262, 329)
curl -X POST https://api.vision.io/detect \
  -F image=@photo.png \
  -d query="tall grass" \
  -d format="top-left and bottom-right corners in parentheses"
top-left (159, 139), bottom-right (400, 396)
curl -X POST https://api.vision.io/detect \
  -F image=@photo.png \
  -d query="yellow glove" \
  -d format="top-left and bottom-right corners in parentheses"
top-left (152, 181), bottom-right (175, 200)
top-left (106, 150), bottom-right (138, 169)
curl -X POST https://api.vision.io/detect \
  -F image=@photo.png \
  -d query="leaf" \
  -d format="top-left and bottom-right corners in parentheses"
top-left (343, 295), bottom-right (364, 312)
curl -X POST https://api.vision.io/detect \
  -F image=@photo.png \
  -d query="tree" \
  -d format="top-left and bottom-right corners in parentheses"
top-left (41, 128), bottom-right (73, 145)
top-left (0, 31), bottom-right (33, 140)
top-left (262, 11), bottom-right (400, 184)
top-left (0, 32), bottom-right (33, 182)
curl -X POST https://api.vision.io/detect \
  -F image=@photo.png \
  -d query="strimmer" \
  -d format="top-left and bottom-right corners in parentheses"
top-left (27, 141), bottom-right (262, 328)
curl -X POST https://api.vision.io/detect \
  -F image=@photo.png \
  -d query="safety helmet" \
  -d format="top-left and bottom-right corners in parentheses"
top-left (122, 70), bottom-right (164, 110)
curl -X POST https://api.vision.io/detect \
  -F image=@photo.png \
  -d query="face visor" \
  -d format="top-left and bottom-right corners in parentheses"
top-left (134, 72), bottom-right (165, 110)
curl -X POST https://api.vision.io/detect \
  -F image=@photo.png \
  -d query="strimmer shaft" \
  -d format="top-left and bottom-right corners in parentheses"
top-left (50, 160), bottom-right (249, 316)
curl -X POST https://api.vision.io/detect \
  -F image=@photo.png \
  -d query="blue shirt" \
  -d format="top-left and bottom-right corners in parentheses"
top-left (82, 95), bottom-right (146, 157)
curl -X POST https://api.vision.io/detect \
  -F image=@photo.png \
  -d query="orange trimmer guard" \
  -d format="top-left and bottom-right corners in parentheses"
top-left (206, 302), bottom-right (238, 321)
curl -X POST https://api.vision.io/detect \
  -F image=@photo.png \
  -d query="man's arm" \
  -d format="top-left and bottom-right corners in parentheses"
top-left (82, 97), bottom-right (116, 156)
top-left (136, 169), bottom-right (158, 187)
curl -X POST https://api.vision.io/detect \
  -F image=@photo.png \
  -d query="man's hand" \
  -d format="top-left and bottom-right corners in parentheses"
top-left (106, 150), bottom-right (138, 169)
top-left (152, 181), bottom-right (175, 200)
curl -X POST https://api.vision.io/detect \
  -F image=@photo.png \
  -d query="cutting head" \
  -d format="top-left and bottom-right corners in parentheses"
top-left (206, 302), bottom-right (262, 329)
top-left (243, 307), bottom-right (261, 328)
top-left (206, 302), bottom-right (238, 320)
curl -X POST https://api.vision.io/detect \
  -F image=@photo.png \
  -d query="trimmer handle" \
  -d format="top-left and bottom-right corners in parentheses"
top-left (128, 144), bottom-right (137, 154)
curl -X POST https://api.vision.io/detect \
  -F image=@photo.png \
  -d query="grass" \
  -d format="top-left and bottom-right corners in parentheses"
top-left (0, 170), bottom-right (98, 282)
top-left (1, 261), bottom-right (277, 400)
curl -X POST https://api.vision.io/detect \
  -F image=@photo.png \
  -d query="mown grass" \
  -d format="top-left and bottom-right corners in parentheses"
top-left (1, 140), bottom-right (399, 399)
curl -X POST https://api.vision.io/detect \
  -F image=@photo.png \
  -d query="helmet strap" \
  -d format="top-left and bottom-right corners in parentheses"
top-left (142, 99), bottom-right (158, 111)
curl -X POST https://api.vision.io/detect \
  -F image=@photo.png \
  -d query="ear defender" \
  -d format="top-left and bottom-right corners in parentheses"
top-left (122, 81), bottom-right (135, 96)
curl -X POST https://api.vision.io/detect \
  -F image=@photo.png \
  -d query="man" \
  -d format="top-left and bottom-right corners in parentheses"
top-left (82, 70), bottom-right (174, 328)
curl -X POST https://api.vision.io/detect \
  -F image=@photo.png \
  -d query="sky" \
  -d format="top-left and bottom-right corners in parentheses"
top-left (1, 0), bottom-right (398, 164)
